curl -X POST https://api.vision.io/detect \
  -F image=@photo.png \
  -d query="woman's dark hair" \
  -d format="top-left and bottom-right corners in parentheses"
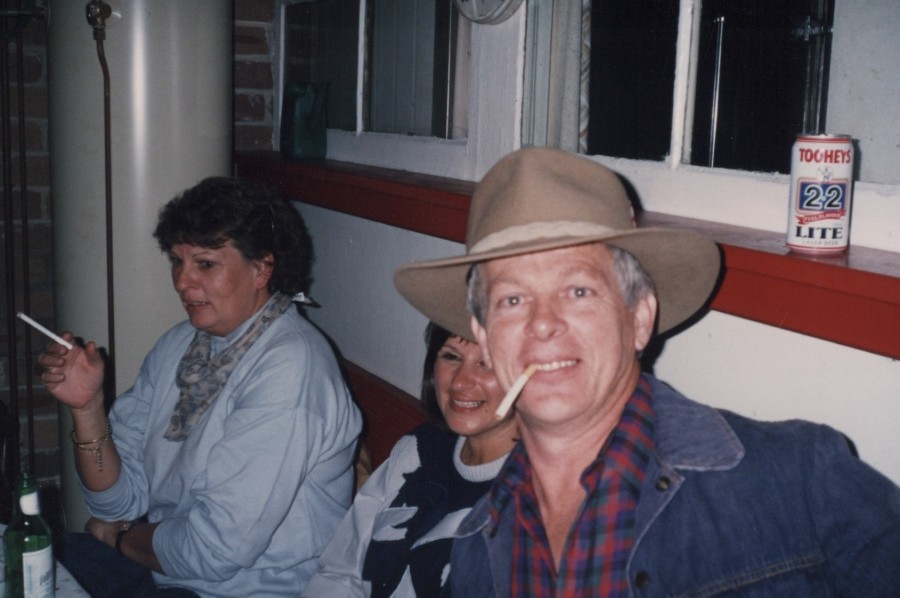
top-left (420, 322), bottom-right (454, 429)
top-left (153, 177), bottom-right (314, 295)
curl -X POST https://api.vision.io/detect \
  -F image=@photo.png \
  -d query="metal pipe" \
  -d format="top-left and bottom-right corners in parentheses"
top-left (15, 20), bottom-right (35, 477)
top-left (89, 2), bottom-right (118, 397)
top-left (708, 15), bottom-right (724, 167)
top-left (0, 7), bottom-right (21, 481)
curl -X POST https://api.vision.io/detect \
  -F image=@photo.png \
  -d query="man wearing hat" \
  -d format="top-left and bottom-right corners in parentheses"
top-left (395, 147), bottom-right (900, 596)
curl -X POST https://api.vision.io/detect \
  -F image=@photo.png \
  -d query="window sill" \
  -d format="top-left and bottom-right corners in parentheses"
top-left (235, 152), bottom-right (900, 360)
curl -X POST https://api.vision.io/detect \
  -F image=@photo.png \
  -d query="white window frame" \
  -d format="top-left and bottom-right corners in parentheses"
top-left (275, 0), bottom-right (900, 254)
top-left (527, 0), bottom-right (900, 253)
top-left (276, 0), bottom-right (527, 181)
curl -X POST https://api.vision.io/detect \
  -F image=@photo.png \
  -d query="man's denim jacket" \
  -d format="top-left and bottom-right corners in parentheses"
top-left (449, 375), bottom-right (900, 596)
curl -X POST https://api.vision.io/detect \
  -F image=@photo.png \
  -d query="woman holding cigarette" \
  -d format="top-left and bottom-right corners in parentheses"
top-left (39, 177), bottom-right (362, 597)
top-left (303, 322), bottom-right (517, 597)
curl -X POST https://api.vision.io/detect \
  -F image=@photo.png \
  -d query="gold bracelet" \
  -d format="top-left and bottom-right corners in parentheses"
top-left (71, 419), bottom-right (111, 472)
top-left (71, 419), bottom-right (110, 445)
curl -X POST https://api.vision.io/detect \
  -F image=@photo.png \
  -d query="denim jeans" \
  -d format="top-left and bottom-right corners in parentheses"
top-left (59, 532), bottom-right (200, 598)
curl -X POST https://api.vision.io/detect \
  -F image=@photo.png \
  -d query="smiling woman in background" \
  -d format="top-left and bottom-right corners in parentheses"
top-left (304, 322), bottom-right (517, 597)
top-left (39, 177), bottom-right (362, 597)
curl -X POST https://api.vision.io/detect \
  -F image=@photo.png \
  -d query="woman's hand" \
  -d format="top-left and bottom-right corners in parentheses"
top-left (40, 334), bottom-right (121, 490)
top-left (84, 516), bottom-right (124, 548)
top-left (38, 334), bottom-right (106, 412)
top-left (85, 517), bottom-right (163, 573)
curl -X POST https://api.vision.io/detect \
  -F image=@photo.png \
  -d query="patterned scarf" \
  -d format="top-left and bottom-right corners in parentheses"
top-left (164, 292), bottom-right (293, 441)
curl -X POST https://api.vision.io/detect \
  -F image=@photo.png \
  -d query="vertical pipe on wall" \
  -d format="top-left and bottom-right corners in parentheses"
top-left (48, 0), bottom-right (232, 530)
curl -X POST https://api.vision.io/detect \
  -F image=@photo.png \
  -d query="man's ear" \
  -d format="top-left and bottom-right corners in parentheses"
top-left (632, 292), bottom-right (658, 352)
top-left (471, 315), bottom-right (492, 370)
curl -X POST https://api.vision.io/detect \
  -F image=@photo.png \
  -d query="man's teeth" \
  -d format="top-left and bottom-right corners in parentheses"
top-left (534, 360), bottom-right (576, 372)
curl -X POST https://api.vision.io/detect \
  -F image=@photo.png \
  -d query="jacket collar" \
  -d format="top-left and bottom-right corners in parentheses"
top-left (647, 375), bottom-right (745, 471)
top-left (454, 375), bottom-right (745, 538)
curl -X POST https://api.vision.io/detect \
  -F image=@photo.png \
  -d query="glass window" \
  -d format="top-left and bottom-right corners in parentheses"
top-left (282, 0), bottom-right (467, 139)
top-left (585, 0), bottom-right (835, 174)
top-left (587, 0), bottom-right (678, 161)
top-left (283, 0), bottom-right (360, 132)
top-left (687, 0), bottom-right (834, 172)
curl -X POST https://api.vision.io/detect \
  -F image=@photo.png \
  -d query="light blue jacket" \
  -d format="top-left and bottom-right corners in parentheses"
top-left (449, 375), bottom-right (900, 597)
top-left (84, 306), bottom-right (362, 597)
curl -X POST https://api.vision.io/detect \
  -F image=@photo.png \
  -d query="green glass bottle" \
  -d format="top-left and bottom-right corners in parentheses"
top-left (3, 473), bottom-right (53, 597)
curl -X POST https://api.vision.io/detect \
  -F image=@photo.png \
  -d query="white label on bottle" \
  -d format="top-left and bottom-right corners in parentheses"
top-left (19, 493), bottom-right (40, 516)
top-left (22, 545), bottom-right (54, 598)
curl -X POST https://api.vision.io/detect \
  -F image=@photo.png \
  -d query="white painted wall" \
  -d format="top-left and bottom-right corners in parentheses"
top-left (654, 313), bottom-right (900, 484)
top-left (298, 204), bottom-right (900, 485)
top-left (299, 208), bottom-right (458, 394)
top-left (295, 5), bottom-right (900, 485)
top-left (828, 0), bottom-right (900, 184)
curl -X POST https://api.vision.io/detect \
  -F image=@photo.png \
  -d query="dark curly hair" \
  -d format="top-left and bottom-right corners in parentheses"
top-left (419, 322), bottom-right (454, 429)
top-left (153, 177), bottom-right (314, 296)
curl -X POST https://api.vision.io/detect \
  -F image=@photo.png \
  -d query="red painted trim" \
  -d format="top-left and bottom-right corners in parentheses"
top-left (714, 246), bottom-right (900, 357)
top-left (236, 152), bottom-right (900, 359)
top-left (236, 154), bottom-right (472, 242)
top-left (342, 360), bottom-right (425, 469)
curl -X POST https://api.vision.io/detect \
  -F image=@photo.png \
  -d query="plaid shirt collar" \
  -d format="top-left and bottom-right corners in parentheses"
top-left (487, 374), bottom-right (656, 596)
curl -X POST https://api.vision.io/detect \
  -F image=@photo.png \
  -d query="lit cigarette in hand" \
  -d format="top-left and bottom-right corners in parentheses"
top-left (16, 312), bottom-right (74, 350)
top-left (495, 364), bottom-right (538, 420)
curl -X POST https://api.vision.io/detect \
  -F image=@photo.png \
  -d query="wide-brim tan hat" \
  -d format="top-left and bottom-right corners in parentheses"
top-left (394, 147), bottom-right (721, 339)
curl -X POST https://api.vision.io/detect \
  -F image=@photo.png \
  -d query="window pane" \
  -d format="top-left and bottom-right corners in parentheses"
top-left (689, 0), bottom-right (834, 172)
top-left (284, 0), bottom-right (359, 132)
top-left (367, 0), bottom-right (463, 138)
top-left (282, 0), bottom-right (465, 139)
top-left (585, 0), bottom-right (834, 175)
top-left (587, 0), bottom-right (678, 160)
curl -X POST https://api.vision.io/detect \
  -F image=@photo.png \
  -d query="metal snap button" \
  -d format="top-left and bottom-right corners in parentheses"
top-left (635, 570), bottom-right (651, 588)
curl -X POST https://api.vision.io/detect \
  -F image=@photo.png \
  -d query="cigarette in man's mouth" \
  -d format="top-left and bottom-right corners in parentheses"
top-left (17, 312), bottom-right (74, 350)
top-left (495, 364), bottom-right (538, 420)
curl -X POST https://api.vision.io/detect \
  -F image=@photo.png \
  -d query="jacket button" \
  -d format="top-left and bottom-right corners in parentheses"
top-left (655, 476), bottom-right (671, 491)
top-left (635, 571), bottom-right (651, 588)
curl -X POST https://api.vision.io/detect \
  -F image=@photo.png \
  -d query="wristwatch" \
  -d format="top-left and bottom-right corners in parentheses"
top-left (115, 520), bottom-right (135, 554)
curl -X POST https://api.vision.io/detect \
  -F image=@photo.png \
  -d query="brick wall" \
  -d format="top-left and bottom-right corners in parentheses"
top-left (235, 0), bottom-right (277, 152)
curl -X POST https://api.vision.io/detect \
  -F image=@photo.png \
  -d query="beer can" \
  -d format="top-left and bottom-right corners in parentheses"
top-left (786, 134), bottom-right (854, 254)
